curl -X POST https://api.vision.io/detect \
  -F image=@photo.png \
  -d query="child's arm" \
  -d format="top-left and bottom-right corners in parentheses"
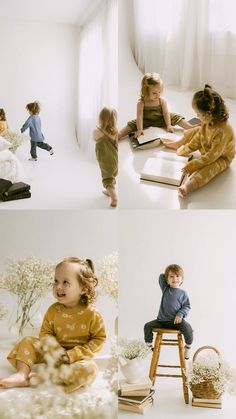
top-left (159, 273), bottom-right (167, 292)
top-left (135, 101), bottom-right (144, 138)
top-left (21, 117), bottom-right (31, 133)
top-left (175, 293), bottom-right (191, 322)
top-left (160, 98), bottom-right (174, 133)
top-left (66, 311), bottom-right (106, 363)
top-left (181, 128), bottom-right (229, 175)
top-left (93, 128), bottom-right (103, 142)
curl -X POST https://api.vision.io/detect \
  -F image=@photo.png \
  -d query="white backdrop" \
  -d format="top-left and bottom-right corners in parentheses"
top-left (119, 210), bottom-right (236, 364)
top-left (0, 210), bottom-right (118, 354)
top-left (0, 19), bottom-right (77, 150)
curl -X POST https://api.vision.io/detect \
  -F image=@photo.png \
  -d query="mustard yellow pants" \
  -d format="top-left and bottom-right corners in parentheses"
top-left (7, 336), bottom-right (98, 393)
top-left (189, 157), bottom-right (229, 190)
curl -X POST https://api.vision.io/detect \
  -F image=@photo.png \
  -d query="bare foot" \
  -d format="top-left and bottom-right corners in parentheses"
top-left (178, 185), bottom-right (188, 198)
top-left (0, 372), bottom-right (29, 388)
top-left (163, 140), bottom-right (183, 150)
top-left (102, 189), bottom-right (110, 197)
top-left (110, 198), bottom-right (117, 208)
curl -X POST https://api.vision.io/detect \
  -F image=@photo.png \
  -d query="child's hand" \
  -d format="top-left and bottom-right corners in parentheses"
top-left (174, 315), bottom-right (182, 324)
top-left (55, 352), bottom-right (70, 368)
top-left (181, 164), bottom-right (193, 175)
top-left (166, 125), bottom-right (174, 133)
top-left (134, 129), bottom-right (144, 138)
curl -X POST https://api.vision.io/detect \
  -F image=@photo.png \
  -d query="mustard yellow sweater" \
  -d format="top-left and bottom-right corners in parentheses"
top-left (39, 302), bottom-right (106, 363)
top-left (178, 122), bottom-right (235, 173)
top-left (0, 121), bottom-right (7, 134)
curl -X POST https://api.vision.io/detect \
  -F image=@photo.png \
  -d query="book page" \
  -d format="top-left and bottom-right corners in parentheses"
top-left (136, 126), bottom-right (184, 144)
top-left (137, 127), bottom-right (161, 145)
top-left (141, 156), bottom-right (186, 186)
top-left (152, 150), bottom-right (189, 163)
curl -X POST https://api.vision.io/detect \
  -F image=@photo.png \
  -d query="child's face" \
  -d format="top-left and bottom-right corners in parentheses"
top-left (167, 271), bottom-right (183, 288)
top-left (53, 263), bottom-right (84, 307)
top-left (192, 102), bottom-right (212, 124)
top-left (148, 85), bottom-right (162, 101)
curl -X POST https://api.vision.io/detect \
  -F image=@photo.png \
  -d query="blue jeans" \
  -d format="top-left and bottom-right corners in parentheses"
top-left (30, 141), bottom-right (52, 158)
top-left (144, 319), bottom-right (193, 345)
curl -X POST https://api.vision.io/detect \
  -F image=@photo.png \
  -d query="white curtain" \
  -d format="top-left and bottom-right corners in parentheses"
top-left (77, 0), bottom-right (118, 157)
top-left (130, 0), bottom-right (236, 98)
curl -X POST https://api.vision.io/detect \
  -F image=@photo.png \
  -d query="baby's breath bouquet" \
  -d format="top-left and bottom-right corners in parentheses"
top-left (0, 256), bottom-right (55, 336)
top-left (119, 338), bottom-right (151, 360)
top-left (97, 251), bottom-right (118, 304)
top-left (188, 351), bottom-right (236, 396)
top-left (0, 303), bottom-right (8, 320)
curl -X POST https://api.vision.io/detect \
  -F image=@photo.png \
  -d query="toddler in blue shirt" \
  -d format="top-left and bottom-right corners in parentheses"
top-left (144, 264), bottom-right (193, 359)
top-left (21, 101), bottom-right (53, 161)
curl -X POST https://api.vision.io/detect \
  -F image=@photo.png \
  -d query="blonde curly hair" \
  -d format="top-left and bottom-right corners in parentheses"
top-left (140, 72), bottom-right (164, 100)
top-left (55, 257), bottom-right (98, 306)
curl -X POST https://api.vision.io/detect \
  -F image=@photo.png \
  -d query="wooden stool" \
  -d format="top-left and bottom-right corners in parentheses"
top-left (149, 328), bottom-right (189, 404)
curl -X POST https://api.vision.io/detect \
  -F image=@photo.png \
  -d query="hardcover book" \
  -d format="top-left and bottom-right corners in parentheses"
top-left (118, 389), bottom-right (155, 405)
top-left (140, 151), bottom-right (193, 186)
top-left (129, 126), bottom-right (183, 149)
top-left (119, 377), bottom-right (152, 392)
top-left (1, 191), bottom-right (31, 202)
top-left (3, 181), bottom-right (31, 196)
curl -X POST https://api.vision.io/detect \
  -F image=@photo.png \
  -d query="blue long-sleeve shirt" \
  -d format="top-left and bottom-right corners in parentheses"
top-left (21, 115), bottom-right (45, 142)
top-left (157, 274), bottom-right (191, 322)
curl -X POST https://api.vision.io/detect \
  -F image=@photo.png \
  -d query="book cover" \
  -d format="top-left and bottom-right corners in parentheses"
top-left (140, 151), bottom-right (192, 187)
top-left (192, 400), bottom-right (222, 409)
top-left (118, 389), bottom-right (155, 405)
top-left (0, 178), bottom-right (12, 196)
top-left (120, 388), bottom-right (151, 397)
top-left (4, 181), bottom-right (31, 196)
top-left (129, 126), bottom-right (183, 149)
top-left (1, 191), bottom-right (31, 202)
top-left (192, 396), bottom-right (222, 403)
top-left (119, 377), bottom-right (152, 392)
top-left (118, 397), bottom-right (153, 414)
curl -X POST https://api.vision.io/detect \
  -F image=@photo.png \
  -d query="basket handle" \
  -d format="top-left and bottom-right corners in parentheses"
top-left (193, 346), bottom-right (220, 362)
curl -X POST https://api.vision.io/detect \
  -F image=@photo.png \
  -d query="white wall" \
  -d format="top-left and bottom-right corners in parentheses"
top-left (119, 210), bottom-right (236, 364)
top-left (0, 19), bottom-right (78, 149)
top-left (0, 210), bottom-right (118, 354)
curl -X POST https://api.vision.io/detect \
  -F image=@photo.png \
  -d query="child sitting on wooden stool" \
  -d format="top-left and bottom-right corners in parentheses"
top-left (144, 264), bottom-right (193, 359)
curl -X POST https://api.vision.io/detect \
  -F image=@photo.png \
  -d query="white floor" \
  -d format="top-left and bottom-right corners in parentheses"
top-left (118, 86), bottom-right (236, 209)
top-left (0, 139), bottom-right (116, 210)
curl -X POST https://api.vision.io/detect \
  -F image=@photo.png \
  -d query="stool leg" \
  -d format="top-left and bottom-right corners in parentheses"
top-left (149, 332), bottom-right (162, 385)
top-left (177, 334), bottom-right (189, 404)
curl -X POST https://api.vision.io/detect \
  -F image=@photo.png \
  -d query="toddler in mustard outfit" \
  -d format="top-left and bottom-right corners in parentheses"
top-left (119, 72), bottom-right (195, 140)
top-left (0, 257), bottom-right (106, 392)
top-left (164, 84), bottom-right (235, 197)
top-left (93, 107), bottom-right (118, 208)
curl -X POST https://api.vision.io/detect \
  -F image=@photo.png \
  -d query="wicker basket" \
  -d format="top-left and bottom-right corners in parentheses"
top-left (190, 346), bottom-right (223, 399)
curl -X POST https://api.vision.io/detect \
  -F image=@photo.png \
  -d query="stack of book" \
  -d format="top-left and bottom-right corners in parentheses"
top-left (118, 378), bottom-right (154, 414)
top-left (0, 179), bottom-right (31, 201)
top-left (192, 396), bottom-right (222, 409)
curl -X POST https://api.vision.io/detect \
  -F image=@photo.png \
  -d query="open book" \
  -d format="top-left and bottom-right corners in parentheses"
top-left (140, 151), bottom-right (193, 186)
top-left (129, 126), bottom-right (184, 149)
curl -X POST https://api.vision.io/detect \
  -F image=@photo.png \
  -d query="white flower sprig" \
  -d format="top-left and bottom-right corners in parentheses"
top-left (0, 256), bottom-right (55, 336)
top-left (188, 353), bottom-right (236, 395)
top-left (97, 251), bottom-right (118, 304)
top-left (103, 338), bottom-right (118, 394)
top-left (0, 303), bottom-right (8, 320)
top-left (119, 338), bottom-right (152, 360)
top-left (0, 388), bottom-right (116, 419)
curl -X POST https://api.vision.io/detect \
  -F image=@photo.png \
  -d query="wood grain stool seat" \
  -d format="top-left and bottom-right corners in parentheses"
top-left (149, 328), bottom-right (189, 404)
